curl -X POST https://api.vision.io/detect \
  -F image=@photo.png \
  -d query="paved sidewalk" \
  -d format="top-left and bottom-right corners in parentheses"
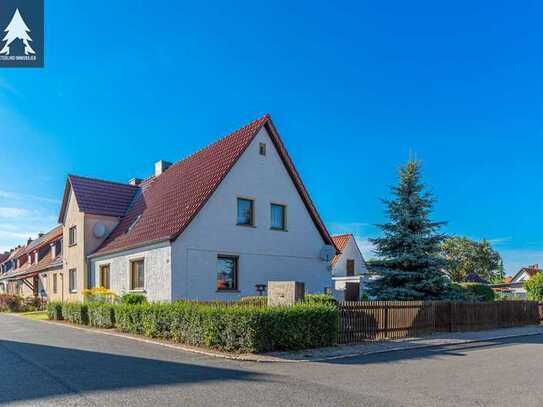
top-left (259, 325), bottom-right (543, 362)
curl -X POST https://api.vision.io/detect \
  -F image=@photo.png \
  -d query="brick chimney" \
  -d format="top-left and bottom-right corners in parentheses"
top-left (128, 177), bottom-right (142, 186)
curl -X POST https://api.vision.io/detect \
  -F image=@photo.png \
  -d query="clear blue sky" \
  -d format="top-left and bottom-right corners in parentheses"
top-left (0, 1), bottom-right (542, 274)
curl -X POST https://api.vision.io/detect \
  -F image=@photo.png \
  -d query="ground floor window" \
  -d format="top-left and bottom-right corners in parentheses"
top-left (216, 255), bottom-right (238, 291)
top-left (130, 259), bottom-right (145, 291)
top-left (100, 264), bottom-right (110, 289)
top-left (69, 269), bottom-right (77, 293)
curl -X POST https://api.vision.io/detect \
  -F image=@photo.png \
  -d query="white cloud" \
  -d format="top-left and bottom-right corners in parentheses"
top-left (0, 189), bottom-right (59, 204)
top-left (0, 207), bottom-right (29, 218)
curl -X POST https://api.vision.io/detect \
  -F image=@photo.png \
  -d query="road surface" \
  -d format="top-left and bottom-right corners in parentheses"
top-left (1, 313), bottom-right (542, 406)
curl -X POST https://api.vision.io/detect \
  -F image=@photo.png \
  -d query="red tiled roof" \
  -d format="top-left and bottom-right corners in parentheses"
top-left (330, 234), bottom-right (352, 267)
top-left (92, 114), bottom-right (335, 256)
top-left (0, 253), bottom-right (9, 264)
top-left (21, 225), bottom-right (63, 256)
top-left (58, 175), bottom-right (139, 222)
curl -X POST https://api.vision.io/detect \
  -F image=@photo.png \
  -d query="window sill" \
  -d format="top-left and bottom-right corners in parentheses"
top-left (68, 243), bottom-right (77, 248)
top-left (69, 290), bottom-right (77, 294)
top-left (216, 290), bottom-right (240, 293)
top-left (270, 227), bottom-right (288, 232)
top-left (129, 289), bottom-right (146, 293)
top-left (236, 224), bottom-right (256, 228)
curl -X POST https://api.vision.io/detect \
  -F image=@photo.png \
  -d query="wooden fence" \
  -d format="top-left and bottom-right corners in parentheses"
top-left (339, 301), bottom-right (543, 344)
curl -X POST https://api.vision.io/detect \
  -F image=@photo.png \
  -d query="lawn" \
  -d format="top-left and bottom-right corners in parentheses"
top-left (18, 311), bottom-right (48, 321)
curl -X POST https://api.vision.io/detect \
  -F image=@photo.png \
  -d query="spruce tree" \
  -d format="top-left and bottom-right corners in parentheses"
top-left (367, 160), bottom-right (450, 300)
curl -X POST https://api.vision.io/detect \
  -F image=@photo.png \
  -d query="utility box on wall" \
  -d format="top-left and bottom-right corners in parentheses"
top-left (267, 281), bottom-right (305, 306)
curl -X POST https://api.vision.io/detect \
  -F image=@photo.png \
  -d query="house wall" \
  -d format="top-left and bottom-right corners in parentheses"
top-left (171, 127), bottom-right (331, 301)
top-left (88, 241), bottom-right (172, 302)
top-left (61, 189), bottom-right (119, 301)
top-left (331, 238), bottom-right (368, 300)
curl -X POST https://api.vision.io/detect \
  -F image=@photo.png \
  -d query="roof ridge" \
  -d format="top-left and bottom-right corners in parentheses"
top-left (163, 114), bottom-right (270, 173)
top-left (68, 173), bottom-right (139, 189)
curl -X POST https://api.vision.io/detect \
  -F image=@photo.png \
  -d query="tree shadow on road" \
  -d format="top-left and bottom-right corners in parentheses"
top-left (0, 339), bottom-right (263, 405)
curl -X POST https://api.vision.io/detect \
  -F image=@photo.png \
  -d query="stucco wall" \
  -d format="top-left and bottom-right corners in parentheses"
top-left (171, 127), bottom-right (331, 300)
top-left (331, 237), bottom-right (368, 300)
top-left (89, 241), bottom-right (172, 302)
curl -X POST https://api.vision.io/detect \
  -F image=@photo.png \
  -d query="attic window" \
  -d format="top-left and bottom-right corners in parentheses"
top-left (127, 215), bottom-right (142, 233)
top-left (259, 143), bottom-right (266, 156)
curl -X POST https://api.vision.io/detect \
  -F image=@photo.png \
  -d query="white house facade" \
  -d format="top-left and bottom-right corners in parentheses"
top-left (86, 115), bottom-right (337, 301)
top-left (330, 234), bottom-right (368, 301)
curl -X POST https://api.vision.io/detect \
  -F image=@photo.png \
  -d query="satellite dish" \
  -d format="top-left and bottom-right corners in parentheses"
top-left (93, 223), bottom-right (107, 238)
top-left (320, 245), bottom-right (336, 262)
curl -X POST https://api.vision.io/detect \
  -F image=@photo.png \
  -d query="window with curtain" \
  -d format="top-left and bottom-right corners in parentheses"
top-left (100, 264), bottom-right (111, 289)
top-left (270, 204), bottom-right (286, 230)
top-left (237, 198), bottom-right (254, 226)
top-left (130, 260), bottom-right (145, 290)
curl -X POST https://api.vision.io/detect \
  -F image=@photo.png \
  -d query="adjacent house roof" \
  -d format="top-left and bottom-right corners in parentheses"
top-left (512, 264), bottom-right (541, 282)
top-left (0, 252), bottom-right (9, 264)
top-left (58, 175), bottom-right (139, 222)
top-left (91, 114), bottom-right (336, 257)
top-left (330, 234), bottom-right (353, 267)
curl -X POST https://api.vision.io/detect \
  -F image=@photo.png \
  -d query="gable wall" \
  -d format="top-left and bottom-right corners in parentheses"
top-left (171, 127), bottom-right (331, 300)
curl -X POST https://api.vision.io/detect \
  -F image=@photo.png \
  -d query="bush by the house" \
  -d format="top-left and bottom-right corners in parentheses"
top-left (62, 302), bottom-right (89, 325)
top-left (83, 287), bottom-right (118, 304)
top-left (47, 301), bottom-right (64, 320)
top-left (524, 272), bottom-right (543, 301)
top-left (239, 294), bottom-right (337, 307)
top-left (120, 292), bottom-right (147, 305)
top-left (238, 296), bottom-right (266, 307)
top-left (0, 294), bottom-right (22, 312)
top-left (113, 303), bottom-right (145, 334)
top-left (87, 303), bottom-right (115, 328)
top-left (459, 283), bottom-right (495, 302)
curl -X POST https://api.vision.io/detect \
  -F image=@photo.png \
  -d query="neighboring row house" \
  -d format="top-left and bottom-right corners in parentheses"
top-left (2, 115), bottom-right (369, 302)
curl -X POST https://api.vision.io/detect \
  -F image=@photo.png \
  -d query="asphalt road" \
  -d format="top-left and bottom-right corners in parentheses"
top-left (1, 314), bottom-right (542, 407)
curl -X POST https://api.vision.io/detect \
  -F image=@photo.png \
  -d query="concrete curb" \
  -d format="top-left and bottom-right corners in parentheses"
top-left (11, 313), bottom-right (543, 364)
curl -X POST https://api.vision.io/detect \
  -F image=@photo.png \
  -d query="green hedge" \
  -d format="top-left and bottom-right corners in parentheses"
top-left (48, 299), bottom-right (338, 353)
top-left (62, 302), bottom-right (89, 325)
top-left (47, 301), bottom-right (64, 320)
top-left (87, 303), bottom-right (115, 328)
top-left (239, 294), bottom-right (338, 307)
top-left (459, 283), bottom-right (495, 302)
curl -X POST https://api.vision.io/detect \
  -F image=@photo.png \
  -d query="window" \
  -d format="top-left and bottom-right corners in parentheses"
top-left (346, 259), bottom-right (355, 277)
top-left (270, 204), bottom-right (286, 230)
top-left (100, 264), bottom-right (110, 289)
top-left (259, 143), bottom-right (266, 156)
top-left (130, 259), bottom-right (145, 291)
top-left (237, 198), bottom-right (254, 226)
top-left (69, 269), bottom-right (77, 292)
top-left (216, 255), bottom-right (238, 291)
top-left (68, 226), bottom-right (77, 246)
top-left (53, 274), bottom-right (58, 294)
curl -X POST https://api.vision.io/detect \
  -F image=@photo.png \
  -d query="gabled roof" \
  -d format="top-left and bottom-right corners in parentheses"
top-left (58, 175), bottom-right (139, 222)
top-left (21, 225), bottom-right (63, 256)
top-left (330, 234), bottom-right (353, 267)
top-left (92, 114), bottom-right (335, 257)
top-left (511, 265), bottom-right (541, 282)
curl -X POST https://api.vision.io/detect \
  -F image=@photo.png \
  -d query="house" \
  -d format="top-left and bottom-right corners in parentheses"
top-left (330, 234), bottom-right (367, 301)
top-left (0, 227), bottom-right (63, 298)
top-left (56, 115), bottom-right (338, 301)
top-left (491, 264), bottom-right (541, 299)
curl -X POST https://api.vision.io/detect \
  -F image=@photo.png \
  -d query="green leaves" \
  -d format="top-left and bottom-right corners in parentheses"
top-left (524, 273), bottom-right (543, 301)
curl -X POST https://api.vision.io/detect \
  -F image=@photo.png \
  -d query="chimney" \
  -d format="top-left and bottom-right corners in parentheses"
top-left (38, 233), bottom-right (44, 238)
top-left (34, 251), bottom-right (39, 263)
top-left (27, 238), bottom-right (32, 246)
top-left (154, 160), bottom-right (172, 177)
top-left (128, 177), bottom-right (142, 186)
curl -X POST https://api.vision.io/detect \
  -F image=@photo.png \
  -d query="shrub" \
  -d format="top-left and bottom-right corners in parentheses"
top-left (113, 300), bottom-right (338, 352)
top-left (114, 303), bottom-right (145, 334)
top-left (304, 294), bottom-right (337, 306)
top-left (22, 297), bottom-right (47, 311)
top-left (62, 302), bottom-right (89, 325)
top-left (524, 273), bottom-right (543, 301)
top-left (459, 283), bottom-right (495, 302)
top-left (47, 301), bottom-right (63, 320)
top-left (87, 303), bottom-right (115, 328)
top-left (120, 293), bottom-right (147, 305)
top-left (83, 287), bottom-right (118, 304)
top-left (238, 296), bottom-right (267, 307)
top-left (0, 294), bottom-right (22, 312)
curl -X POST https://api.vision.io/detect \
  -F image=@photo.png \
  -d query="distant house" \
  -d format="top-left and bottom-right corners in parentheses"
top-left (330, 234), bottom-right (367, 301)
top-left (52, 115), bottom-right (337, 301)
top-left (491, 264), bottom-right (541, 299)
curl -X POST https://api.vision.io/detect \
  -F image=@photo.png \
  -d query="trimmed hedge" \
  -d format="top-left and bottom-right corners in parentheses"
top-left (120, 293), bottom-right (147, 305)
top-left (459, 283), bottom-right (495, 302)
top-left (87, 303), bottom-right (115, 328)
top-left (47, 301), bottom-right (63, 320)
top-left (48, 299), bottom-right (339, 353)
top-left (62, 302), bottom-right (89, 325)
top-left (239, 294), bottom-right (338, 307)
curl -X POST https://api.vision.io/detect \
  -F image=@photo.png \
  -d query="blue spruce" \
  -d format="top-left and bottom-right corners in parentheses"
top-left (367, 160), bottom-right (450, 300)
